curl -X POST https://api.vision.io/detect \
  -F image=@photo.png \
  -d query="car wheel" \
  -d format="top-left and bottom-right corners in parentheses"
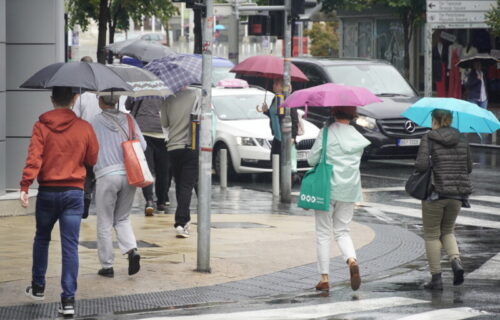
top-left (214, 144), bottom-right (236, 179)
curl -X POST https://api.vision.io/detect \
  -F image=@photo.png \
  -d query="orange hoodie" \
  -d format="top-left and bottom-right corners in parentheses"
top-left (20, 108), bottom-right (99, 192)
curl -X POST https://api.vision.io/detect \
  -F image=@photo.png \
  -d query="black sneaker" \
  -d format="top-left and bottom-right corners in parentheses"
top-left (25, 282), bottom-right (45, 301)
top-left (144, 201), bottom-right (154, 216)
top-left (156, 204), bottom-right (166, 213)
top-left (97, 267), bottom-right (114, 278)
top-left (128, 249), bottom-right (141, 276)
top-left (58, 296), bottom-right (75, 317)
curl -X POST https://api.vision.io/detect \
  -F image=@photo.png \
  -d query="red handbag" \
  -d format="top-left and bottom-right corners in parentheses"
top-left (122, 115), bottom-right (154, 188)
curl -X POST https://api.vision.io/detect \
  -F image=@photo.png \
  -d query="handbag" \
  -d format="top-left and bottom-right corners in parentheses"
top-left (105, 112), bottom-right (154, 188)
top-left (405, 140), bottom-right (433, 200)
top-left (297, 128), bottom-right (333, 211)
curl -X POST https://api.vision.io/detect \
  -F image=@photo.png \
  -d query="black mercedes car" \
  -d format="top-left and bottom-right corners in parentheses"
top-left (290, 57), bottom-right (428, 159)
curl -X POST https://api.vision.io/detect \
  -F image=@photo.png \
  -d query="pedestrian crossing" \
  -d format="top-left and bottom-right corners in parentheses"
top-left (146, 297), bottom-right (487, 320)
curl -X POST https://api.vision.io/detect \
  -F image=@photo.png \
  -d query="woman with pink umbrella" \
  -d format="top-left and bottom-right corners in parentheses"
top-left (285, 83), bottom-right (382, 292)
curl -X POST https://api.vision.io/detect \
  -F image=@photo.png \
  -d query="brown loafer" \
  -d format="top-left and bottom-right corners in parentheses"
top-left (315, 281), bottom-right (329, 291)
top-left (349, 261), bottom-right (361, 291)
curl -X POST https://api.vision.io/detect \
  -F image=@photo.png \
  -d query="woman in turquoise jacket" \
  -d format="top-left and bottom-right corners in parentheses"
top-left (307, 106), bottom-right (370, 292)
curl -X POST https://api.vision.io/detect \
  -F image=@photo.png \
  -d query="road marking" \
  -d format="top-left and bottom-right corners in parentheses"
top-left (363, 187), bottom-right (406, 193)
top-left (361, 202), bottom-right (500, 229)
top-left (361, 206), bottom-right (395, 223)
top-left (398, 307), bottom-right (488, 320)
top-left (361, 173), bottom-right (408, 181)
top-left (467, 252), bottom-right (500, 280)
top-left (395, 198), bottom-right (500, 217)
top-left (148, 297), bottom-right (428, 320)
top-left (469, 195), bottom-right (500, 204)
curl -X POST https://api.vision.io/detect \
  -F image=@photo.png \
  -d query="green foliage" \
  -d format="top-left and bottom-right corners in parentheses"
top-left (486, 0), bottom-right (500, 36)
top-left (145, 0), bottom-right (180, 27)
top-left (305, 21), bottom-right (339, 57)
top-left (67, 0), bottom-right (100, 31)
top-left (320, 0), bottom-right (372, 13)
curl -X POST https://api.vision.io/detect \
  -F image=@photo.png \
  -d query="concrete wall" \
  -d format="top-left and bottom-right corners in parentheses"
top-left (4, 0), bottom-right (64, 190)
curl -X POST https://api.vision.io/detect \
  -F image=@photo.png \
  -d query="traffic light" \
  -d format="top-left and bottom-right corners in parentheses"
top-left (291, 0), bottom-right (318, 18)
top-left (248, 15), bottom-right (269, 36)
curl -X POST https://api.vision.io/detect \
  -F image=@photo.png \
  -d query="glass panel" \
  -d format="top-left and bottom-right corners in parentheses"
top-left (358, 21), bottom-right (373, 58)
top-left (375, 20), bottom-right (404, 71)
top-left (143, 17), bottom-right (152, 31)
top-left (155, 18), bottom-right (162, 31)
top-left (325, 64), bottom-right (416, 96)
top-left (342, 21), bottom-right (357, 57)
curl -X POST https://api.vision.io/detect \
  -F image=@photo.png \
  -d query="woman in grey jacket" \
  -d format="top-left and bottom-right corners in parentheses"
top-left (91, 95), bottom-right (147, 278)
top-left (414, 109), bottom-right (472, 290)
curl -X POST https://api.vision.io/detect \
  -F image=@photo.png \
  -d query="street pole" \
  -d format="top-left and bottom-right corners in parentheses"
top-left (280, 0), bottom-right (292, 203)
top-left (197, 0), bottom-right (214, 273)
top-left (228, 0), bottom-right (240, 65)
top-left (424, 23), bottom-right (433, 97)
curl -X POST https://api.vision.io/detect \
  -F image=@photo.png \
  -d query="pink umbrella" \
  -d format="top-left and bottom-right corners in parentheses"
top-left (229, 55), bottom-right (309, 82)
top-left (284, 83), bottom-right (382, 110)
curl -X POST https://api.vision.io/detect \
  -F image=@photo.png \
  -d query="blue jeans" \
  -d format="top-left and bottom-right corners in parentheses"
top-left (32, 190), bottom-right (83, 298)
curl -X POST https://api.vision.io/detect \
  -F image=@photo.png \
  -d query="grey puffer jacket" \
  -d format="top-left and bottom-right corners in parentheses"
top-left (415, 127), bottom-right (472, 197)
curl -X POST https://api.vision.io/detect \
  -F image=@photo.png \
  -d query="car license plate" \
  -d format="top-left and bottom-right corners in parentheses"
top-left (297, 151), bottom-right (309, 161)
top-left (397, 138), bottom-right (421, 146)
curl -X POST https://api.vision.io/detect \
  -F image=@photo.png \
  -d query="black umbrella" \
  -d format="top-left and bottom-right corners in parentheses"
top-left (20, 61), bottom-right (133, 92)
top-left (116, 39), bottom-right (175, 62)
top-left (457, 54), bottom-right (499, 69)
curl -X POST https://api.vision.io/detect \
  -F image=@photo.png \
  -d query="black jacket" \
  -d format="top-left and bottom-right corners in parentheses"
top-left (415, 127), bottom-right (472, 197)
top-left (466, 69), bottom-right (488, 101)
top-left (264, 96), bottom-right (299, 140)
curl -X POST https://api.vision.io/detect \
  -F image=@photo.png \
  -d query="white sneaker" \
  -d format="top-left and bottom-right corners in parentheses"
top-left (175, 225), bottom-right (190, 238)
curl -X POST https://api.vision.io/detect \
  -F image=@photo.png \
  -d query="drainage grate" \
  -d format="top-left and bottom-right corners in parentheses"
top-left (79, 240), bottom-right (160, 249)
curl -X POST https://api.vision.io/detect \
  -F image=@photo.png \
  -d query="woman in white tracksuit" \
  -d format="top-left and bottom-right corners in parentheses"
top-left (307, 107), bottom-right (370, 292)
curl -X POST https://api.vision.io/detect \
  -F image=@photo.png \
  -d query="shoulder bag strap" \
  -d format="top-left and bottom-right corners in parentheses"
top-left (126, 114), bottom-right (137, 140)
top-left (427, 139), bottom-right (433, 168)
top-left (320, 127), bottom-right (328, 164)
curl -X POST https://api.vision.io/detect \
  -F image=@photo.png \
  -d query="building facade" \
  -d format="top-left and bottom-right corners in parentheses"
top-left (0, 0), bottom-right (64, 195)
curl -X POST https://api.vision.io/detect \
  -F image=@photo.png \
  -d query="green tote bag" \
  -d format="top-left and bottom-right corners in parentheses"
top-left (297, 128), bottom-right (333, 211)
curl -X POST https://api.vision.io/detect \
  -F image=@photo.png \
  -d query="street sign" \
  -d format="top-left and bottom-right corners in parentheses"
top-left (426, 0), bottom-right (497, 24)
top-left (427, 0), bottom-right (497, 12)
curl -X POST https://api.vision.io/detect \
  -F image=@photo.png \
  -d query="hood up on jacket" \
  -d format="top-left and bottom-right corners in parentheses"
top-left (39, 108), bottom-right (78, 133)
top-left (332, 123), bottom-right (371, 155)
top-left (428, 127), bottom-right (461, 147)
top-left (96, 108), bottom-right (129, 135)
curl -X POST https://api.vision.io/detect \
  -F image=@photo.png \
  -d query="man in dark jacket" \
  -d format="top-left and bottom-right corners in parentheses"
top-left (126, 98), bottom-right (172, 215)
top-left (466, 60), bottom-right (488, 109)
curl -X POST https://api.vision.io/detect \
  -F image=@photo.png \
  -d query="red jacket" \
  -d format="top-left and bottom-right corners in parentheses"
top-left (20, 108), bottom-right (99, 192)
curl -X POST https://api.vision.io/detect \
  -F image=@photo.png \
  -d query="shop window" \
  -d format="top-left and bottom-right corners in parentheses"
top-left (375, 20), bottom-right (404, 71)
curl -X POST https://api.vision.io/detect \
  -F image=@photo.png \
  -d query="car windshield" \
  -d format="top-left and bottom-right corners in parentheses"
top-left (213, 66), bottom-right (235, 84)
top-left (213, 94), bottom-right (272, 120)
top-left (325, 65), bottom-right (416, 96)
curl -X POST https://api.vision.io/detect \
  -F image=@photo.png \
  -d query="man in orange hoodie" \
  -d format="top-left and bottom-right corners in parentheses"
top-left (19, 86), bottom-right (99, 318)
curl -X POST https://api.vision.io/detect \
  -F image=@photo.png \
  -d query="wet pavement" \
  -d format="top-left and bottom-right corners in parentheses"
top-left (1, 147), bottom-right (499, 319)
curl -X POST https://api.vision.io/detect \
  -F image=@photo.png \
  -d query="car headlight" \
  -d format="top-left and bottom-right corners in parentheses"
top-left (355, 116), bottom-right (377, 130)
top-left (255, 138), bottom-right (271, 149)
top-left (236, 137), bottom-right (257, 146)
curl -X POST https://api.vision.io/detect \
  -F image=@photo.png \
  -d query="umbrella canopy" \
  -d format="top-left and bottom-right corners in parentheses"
top-left (230, 55), bottom-right (309, 82)
top-left (20, 61), bottom-right (133, 92)
top-left (144, 54), bottom-right (202, 93)
top-left (115, 39), bottom-right (176, 62)
top-left (215, 24), bottom-right (226, 30)
top-left (284, 83), bottom-right (382, 108)
top-left (105, 38), bottom-right (137, 53)
top-left (401, 97), bottom-right (500, 134)
top-left (457, 54), bottom-right (499, 69)
top-left (98, 64), bottom-right (172, 98)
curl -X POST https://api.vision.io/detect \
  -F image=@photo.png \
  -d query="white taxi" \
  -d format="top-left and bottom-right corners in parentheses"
top-left (212, 79), bottom-right (320, 176)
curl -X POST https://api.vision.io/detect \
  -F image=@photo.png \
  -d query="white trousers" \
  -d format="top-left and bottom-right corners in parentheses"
top-left (315, 201), bottom-right (356, 275)
top-left (95, 174), bottom-right (137, 268)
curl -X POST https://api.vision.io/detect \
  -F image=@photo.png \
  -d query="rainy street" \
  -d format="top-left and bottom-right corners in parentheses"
top-left (117, 145), bottom-right (500, 320)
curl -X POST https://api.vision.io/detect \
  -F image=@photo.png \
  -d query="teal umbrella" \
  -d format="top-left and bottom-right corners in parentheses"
top-left (401, 97), bottom-right (500, 133)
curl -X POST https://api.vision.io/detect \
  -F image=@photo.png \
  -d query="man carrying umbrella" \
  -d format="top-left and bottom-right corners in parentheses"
top-left (466, 60), bottom-right (488, 109)
top-left (20, 87), bottom-right (99, 317)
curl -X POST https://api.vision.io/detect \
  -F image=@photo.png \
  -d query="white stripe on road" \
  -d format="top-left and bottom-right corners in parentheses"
top-left (395, 198), bottom-right (500, 217)
top-left (361, 206), bottom-right (395, 223)
top-left (361, 202), bottom-right (500, 229)
top-left (467, 252), bottom-right (500, 280)
top-left (469, 195), bottom-right (500, 204)
top-left (148, 297), bottom-right (427, 320)
top-left (363, 187), bottom-right (406, 193)
top-left (398, 307), bottom-right (488, 320)
top-left (361, 173), bottom-right (408, 181)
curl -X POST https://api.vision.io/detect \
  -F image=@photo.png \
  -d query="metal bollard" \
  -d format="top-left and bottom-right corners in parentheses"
top-left (272, 154), bottom-right (280, 197)
top-left (220, 149), bottom-right (227, 189)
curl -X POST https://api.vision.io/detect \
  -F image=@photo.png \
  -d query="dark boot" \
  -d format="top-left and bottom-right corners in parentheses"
top-left (451, 258), bottom-right (464, 286)
top-left (423, 273), bottom-right (443, 290)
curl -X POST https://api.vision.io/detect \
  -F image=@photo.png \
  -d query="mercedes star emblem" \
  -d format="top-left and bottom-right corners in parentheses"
top-left (404, 120), bottom-right (416, 133)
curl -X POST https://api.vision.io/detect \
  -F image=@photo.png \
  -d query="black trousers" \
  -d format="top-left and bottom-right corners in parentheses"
top-left (83, 166), bottom-right (95, 219)
top-left (142, 136), bottom-right (172, 205)
top-left (168, 148), bottom-right (198, 227)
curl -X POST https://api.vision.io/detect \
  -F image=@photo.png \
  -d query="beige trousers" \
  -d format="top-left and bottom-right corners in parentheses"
top-left (421, 198), bottom-right (461, 274)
